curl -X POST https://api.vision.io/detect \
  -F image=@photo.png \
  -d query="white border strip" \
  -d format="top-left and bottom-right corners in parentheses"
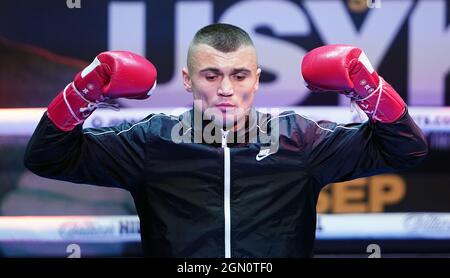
top-left (0, 107), bottom-right (449, 136)
top-left (1, 213), bottom-right (450, 242)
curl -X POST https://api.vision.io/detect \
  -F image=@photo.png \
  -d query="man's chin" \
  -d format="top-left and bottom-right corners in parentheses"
top-left (207, 113), bottom-right (239, 129)
top-left (201, 107), bottom-right (248, 130)
top-left (214, 116), bottom-right (236, 128)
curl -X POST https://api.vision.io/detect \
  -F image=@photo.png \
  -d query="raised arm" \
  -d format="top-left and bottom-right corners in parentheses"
top-left (24, 51), bottom-right (157, 190)
top-left (301, 45), bottom-right (428, 186)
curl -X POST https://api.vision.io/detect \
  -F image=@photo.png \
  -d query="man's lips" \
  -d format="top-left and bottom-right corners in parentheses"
top-left (215, 103), bottom-right (236, 110)
top-left (216, 102), bottom-right (235, 107)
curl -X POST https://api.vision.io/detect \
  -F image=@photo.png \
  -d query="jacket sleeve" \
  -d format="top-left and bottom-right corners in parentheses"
top-left (24, 113), bottom-right (153, 190)
top-left (303, 110), bottom-right (428, 187)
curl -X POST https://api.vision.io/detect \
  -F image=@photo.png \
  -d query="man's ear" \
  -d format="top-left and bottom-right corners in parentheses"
top-left (182, 68), bottom-right (193, 93)
top-left (254, 68), bottom-right (262, 91)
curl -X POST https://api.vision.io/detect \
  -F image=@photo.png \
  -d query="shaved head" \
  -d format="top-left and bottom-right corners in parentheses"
top-left (187, 23), bottom-right (257, 71)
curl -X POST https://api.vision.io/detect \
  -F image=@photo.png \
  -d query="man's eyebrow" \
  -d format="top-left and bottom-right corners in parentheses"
top-left (231, 68), bottom-right (251, 74)
top-left (199, 67), bottom-right (252, 74)
top-left (199, 68), bottom-right (222, 74)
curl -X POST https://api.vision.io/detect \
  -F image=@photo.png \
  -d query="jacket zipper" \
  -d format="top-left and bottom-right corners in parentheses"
top-left (221, 129), bottom-right (231, 258)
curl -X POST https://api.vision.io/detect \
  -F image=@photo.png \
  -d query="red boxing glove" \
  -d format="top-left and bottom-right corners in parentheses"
top-left (301, 44), bottom-right (406, 123)
top-left (47, 51), bottom-right (157, 131)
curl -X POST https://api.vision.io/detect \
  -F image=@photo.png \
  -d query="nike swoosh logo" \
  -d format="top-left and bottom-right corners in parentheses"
top-left (256, 152), bottom-right (274, 161)
top-left (256, 154), bottom-right (271, 161)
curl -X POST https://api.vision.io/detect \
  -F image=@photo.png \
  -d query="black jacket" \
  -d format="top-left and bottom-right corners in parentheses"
top-left (24, 108), bottom-right (428, 258)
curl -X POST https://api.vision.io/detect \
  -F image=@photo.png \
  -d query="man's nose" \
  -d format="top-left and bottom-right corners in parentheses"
top-left (217, 77), bottom-right (234, 96)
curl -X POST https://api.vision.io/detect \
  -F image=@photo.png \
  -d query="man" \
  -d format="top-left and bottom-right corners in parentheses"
top-left (24, 23), bottom-right (428, 258)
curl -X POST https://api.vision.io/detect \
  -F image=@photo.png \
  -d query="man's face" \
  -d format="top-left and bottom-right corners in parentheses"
top-left (182, 44), bottom-right (261, 130)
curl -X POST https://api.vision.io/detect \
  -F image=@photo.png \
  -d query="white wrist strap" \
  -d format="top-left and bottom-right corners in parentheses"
top-left (353, 77), bottom-right (384, 120)
top-left (65, 82), bottom-right (120, 119)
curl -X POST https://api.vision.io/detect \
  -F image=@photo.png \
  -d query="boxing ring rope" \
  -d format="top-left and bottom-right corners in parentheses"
top-left (0, 107), bottom-right (449, 136)
top-left (1, 213), bottom-right (450, 243)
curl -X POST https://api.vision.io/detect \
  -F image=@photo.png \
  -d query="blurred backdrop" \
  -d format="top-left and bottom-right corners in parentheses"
top-left (0, 0), bottom-right (449, 257)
